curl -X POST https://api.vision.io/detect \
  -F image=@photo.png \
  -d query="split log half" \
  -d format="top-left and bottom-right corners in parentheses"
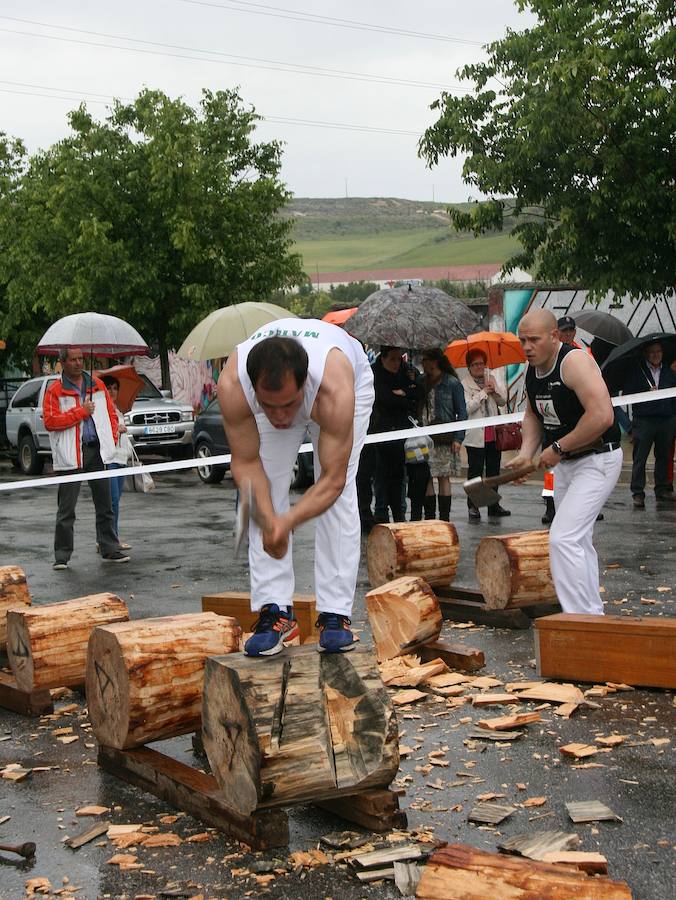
top-left (475, 530), bottom-right (557, 610)
top-left (367, 522), bottom-right (459, 589)
top-left (366, 576), bottom-right (442, 663)
top-left (7, 593), bottom-right (129, 691)
top-left (0, 565), bottom-right (32, 649)
top-left (86, 612), bottom-right (241, 749)
top-left (202, 645), bottom-right (399, 817)
top-left (416, 843), bottom-right (632, 899)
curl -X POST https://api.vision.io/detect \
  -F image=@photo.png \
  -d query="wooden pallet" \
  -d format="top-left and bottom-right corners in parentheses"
top-left (435, 586), bottom-right (560, 630)
top-left (201, 591), bottom-right (319, 643)
top-left (99, 741), bottom-right (407, 850)
top-left (0, 667), bottom-right (53, 716)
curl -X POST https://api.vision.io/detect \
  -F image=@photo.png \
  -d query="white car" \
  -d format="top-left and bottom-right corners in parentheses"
top-left (5, 375), bottom-right (194, 475)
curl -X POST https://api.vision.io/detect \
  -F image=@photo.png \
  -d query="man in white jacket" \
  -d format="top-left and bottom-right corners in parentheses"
top-left (43, 348), bottom-right (129, 569)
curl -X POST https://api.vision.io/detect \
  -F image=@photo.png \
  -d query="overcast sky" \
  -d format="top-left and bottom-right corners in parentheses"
top-left (0, 0), bottom-right (533, 201)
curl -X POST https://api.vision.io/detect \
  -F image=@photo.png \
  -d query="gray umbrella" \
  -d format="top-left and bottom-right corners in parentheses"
top-left (571, 310), bottom-right (633, 346)
top-left (345, 285), bottom-right (480, 349)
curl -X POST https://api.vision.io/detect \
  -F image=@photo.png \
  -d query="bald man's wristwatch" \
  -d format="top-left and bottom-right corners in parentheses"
top-left (552, 440), bottom-right (564, 456)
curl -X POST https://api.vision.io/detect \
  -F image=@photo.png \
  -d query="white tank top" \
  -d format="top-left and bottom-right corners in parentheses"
top-left (237, 318), bottom-right (369, 421)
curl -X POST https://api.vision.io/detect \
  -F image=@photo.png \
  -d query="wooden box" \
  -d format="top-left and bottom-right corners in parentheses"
top-left (534, 613), bottom-right (676, 689)
top-left (201, 591), bottom-right (318, 643)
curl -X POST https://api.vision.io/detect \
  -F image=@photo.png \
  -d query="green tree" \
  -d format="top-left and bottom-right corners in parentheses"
top-left (419, 0), bottom-right (675, 297)
top-left (0, 89), bottom-right (304, 383)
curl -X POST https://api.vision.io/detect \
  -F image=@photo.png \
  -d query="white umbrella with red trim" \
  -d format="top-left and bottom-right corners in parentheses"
top-left (37, 312), bottom-right (149, 357)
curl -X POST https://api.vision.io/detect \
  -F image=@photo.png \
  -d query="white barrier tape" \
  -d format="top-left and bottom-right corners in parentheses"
top-left (1, 386), bottom-right (674, 494)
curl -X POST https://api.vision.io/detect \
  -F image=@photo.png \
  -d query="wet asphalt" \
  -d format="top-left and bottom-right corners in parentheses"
top-left (0, 455), bottom-right (674, 899)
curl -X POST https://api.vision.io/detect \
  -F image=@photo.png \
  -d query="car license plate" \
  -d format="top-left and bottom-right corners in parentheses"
top-left (143, 424), bottom-right (176, 435)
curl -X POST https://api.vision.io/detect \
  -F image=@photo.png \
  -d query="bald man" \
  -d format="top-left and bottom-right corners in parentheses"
top-left (507, 309), bottom-right (622, 615)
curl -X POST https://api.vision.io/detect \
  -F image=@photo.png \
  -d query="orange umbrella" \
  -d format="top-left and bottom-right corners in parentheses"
top-left (445, 331), bottom-right (526, 368)
top-left (323, 307), bottom-right (358, 327)
top-left (94, 364), bottom-right (145, 413)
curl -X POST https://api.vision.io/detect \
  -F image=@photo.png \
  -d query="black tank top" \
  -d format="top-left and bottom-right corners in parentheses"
top-left (525, 343), bottom-right (618, 448)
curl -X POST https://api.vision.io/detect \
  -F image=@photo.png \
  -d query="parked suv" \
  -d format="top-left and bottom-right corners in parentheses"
top-left (5, 374), bottom-right (194, 475)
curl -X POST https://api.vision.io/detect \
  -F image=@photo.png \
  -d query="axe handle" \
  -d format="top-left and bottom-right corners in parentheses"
top-left (483, 463), bottom-right (537, 488)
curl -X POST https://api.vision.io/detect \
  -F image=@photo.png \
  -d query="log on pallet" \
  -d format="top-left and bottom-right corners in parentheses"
top-left (435, 585), bottom-right (560, 630)
top-left (416, 844), bottom-right (632, 899)
top-left (0, 565), bottom-right (32, 649)
top-left (366, 576), bottom-right (442, 662)
top-left (7, 594), bottom-right (129, 692)
top-left (87, 612), bottom-right (241, 749)
top-left (201, 591), bottom-right (318, 643)
top-left (367, 521), bottom-right (460, 589)
top-left (535, 614), bottom-right (676, 689)
top-left (202, 645), bottom-right (399, 818)
top-left (476, 530), bottom-right (558, 610)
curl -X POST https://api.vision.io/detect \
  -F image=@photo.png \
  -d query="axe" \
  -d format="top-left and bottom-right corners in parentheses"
top-left (0, 841), bottom-right (36, 858)
top-left (233, 479), bottom-right (266, 557)
top-left (463, 463), bottom-right (537, 508)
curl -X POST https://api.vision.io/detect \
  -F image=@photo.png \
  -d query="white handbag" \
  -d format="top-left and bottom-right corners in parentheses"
top-left (128, 445), bottom-right (155, 494)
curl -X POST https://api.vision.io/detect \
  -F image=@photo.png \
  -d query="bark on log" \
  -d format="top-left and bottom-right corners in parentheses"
top-left (416, 844), bottom-right (632, 899)
top-left (0, 566), bottom-right (32, 649)
top-left (202, 645), bottom-right (399, 817)
top-left (7, 593), bottom-right (129, 691)
top-left (475, 530), bottom-right (557, 610)
top-left (86, 612), bottom-right (241, 749)
top-left (366, 576), bottom-right (442, 663)
top-left (367, 522), bottom-right (460, 589)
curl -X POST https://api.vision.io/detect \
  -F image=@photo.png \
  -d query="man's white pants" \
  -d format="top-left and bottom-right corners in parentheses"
top-left (549, 448), bottom-right (623, 615)
top-left (248, 373), bottom-right (374, 617)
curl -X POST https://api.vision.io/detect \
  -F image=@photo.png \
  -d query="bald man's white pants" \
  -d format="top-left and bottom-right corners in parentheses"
top-left (248, 372), bottom-right (374, 617)
top-left (549, 448), bottom-right (623, 615)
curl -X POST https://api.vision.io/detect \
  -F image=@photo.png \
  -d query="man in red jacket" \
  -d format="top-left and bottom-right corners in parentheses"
top-left (43, 348), bottom-right (129, 569)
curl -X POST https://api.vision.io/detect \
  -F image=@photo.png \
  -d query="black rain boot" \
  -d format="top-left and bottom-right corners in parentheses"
top-left (410, 501), bottom-right (424, 522)
top-left (438, 495), bottom-right (451, 522)
top-left (423, 496), bottom-right (437, 520)
top-left (488, 504), bottom-right (511, 517)
top-left (541, 496), bottom-right (555, 524)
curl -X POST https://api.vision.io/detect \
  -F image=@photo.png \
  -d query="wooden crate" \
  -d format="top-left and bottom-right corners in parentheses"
top-left (201, 591), bottom-right (319, 643)
top-left (534, 613), bottom-right (676, 689)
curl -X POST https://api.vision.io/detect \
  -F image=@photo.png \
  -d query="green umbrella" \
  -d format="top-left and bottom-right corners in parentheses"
top-left (176, 302), bottom-right (297, 361)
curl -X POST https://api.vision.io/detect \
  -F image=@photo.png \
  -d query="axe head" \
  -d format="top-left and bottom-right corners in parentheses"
top-left (463, 476), bottom-right (502, 508)
top-left (234, 480), bottom-right (254, 558)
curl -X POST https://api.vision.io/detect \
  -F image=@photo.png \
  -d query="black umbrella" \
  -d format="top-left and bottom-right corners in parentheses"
top-left (571, 310), bottom-right (633, 346)
top-left (601, 332), bottom-right (676, 392)
top-left (345, 285), bottom-right (480, 349)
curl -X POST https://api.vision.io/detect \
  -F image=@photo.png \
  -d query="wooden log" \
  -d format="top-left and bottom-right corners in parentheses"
top-left (0, 566), bottom-right (32, 649)
top-left (475, 530), bottom-right (557, 610)
top-left (535, 613), bottom-right (676, 689)
top-left (201, 591), bottom-right (318, 643)
top-left (365, 576), bottom-right (442, 662)
top-left (416, 844), bottom-right (632, 899)
top-left (202, 645), bottom-right (399, 818)
top-left (0, 668), bottom-right (53, 717)
top-left (367, 521), bottom-right (460, 589)
top-left (7, 594), bottom-right (129, 692)
top-left (86, 612), bottom-right (241, 749)
top-left (418, 638), bottom-right (485, 672)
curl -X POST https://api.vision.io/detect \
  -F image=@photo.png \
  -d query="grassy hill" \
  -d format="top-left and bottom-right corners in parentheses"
top-left (286, 197), bottom-right (523, 273)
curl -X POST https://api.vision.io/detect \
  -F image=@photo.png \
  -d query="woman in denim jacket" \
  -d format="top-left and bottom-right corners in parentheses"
top-left (419, 348), bottom-right (467, 520)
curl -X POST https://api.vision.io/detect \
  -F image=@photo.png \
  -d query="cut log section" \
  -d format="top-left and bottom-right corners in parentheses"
top-left (417, 844), bottom-right (632, 899)
top-left (7, 594), bottom-right (129, 692)
top-left (475, 530), bottom-right (557, 610)
top-left (0, 566), bottom-right (32, 649)
top-left (367, 521), bottom-right (460, 589)
top-left (86, 612), bottom-right (241, 749)
top-left (365, 576), bottom-right (442, 662)
top-left (202, 645), bottom-right (399, 818)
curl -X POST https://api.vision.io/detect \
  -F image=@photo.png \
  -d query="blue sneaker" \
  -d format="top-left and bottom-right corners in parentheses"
top-left (244, 604), bottom-right (298, 657)
top-left (316, 613), bottom-right (355, 653)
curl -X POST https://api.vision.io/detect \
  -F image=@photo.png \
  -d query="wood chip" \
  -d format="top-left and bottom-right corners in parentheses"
top-left (471, 693), bottom-right (522, 707)
top-left (143, 833), bottom-right (182, 847)
top-left (470, 676), bottom-right (504, 690)
top-left (76, 805), bottom-right (110, 817)
top-left (595, 735), bottom-right (629, 747)
top-left (352, 844), bottom-right (427, 869)
top-left (517, 683), bottom-right (585, 704)
top-left (553, 702), bottom-right (580, 719)
top-left (107, 852), bottom-right (139, 866)
top-left (566, 800), bottom-right (622, 823)
top-left (56, 735), bottom-right (79, 745)
top-left (392, 689), bottom-right (427, 706)
top-left (66, 822), bottom-right (110, 849)
top-left (185, 832), bottom-right (211, 843)
top-left (523, 797), bottom-right (547, 808)
top-left (468, 803), bottom-right (515, 825)
top-left (477, 712), bottom-right (541, 731)
top-left (107, 824), bottom-right (144, 837)
top-left (498, 830), bottom-right (580, 861)
top-left (560, 743), bottom-right (598, 759)
top-left (540, 850), bottom-right (608, 874)
top-left (424, 672), bottom-right (472, 688)
top-left (470, 729), bottom-right (523, 742)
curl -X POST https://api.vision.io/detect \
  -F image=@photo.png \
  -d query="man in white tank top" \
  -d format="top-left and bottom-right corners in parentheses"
top-left (218, 318), bottom-right (374, 655)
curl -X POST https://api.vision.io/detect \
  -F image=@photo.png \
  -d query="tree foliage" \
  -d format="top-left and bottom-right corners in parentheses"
top-left (419, 0), bottom-right (675, 297)
top-left (0, 89), bottom-right (304, 382)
